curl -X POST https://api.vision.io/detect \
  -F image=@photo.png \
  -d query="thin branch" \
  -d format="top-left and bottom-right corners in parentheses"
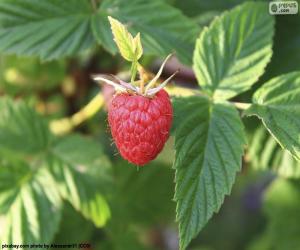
top-left (233, 102), bottom-right (251, 110)
top-left (50, 94), bottom-right (104, 135)
top-left (49, 81), bottom-right (250, 136)
top-left (91, 0), bottom-right (98, 11)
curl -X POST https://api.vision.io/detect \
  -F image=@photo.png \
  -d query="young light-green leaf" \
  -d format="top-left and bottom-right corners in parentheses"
top-left (245, 72), bottom-right (300, 162)
top-left (173, 96), bottom-right (246, 249)
top-left (133, 33), bottom-right (143, 60)
top-left (108, 16), bottom-right (143, 62)
top-left (92, 0), bottom-right (199, 65)
top-left (193, 2), bottom-right (274, 100)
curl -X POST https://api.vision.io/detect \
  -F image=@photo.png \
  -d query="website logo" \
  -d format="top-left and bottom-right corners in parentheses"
top-left (269, 1), bottom-right (298, 15)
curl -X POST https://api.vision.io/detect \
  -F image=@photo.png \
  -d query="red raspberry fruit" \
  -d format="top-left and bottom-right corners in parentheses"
top-left (108, 89), bottom-right (172, 166)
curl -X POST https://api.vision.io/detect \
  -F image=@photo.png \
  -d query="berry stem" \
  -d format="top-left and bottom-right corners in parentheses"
top-left (139, 79), bottom-right (145, 94)
top-left (131, 61), bottom-right (146, 94)
top-left (91, 0), bottom-right (98, 11)
top-left (137, 63), bottom-right (146, 94)
top-left (130, 60), bottom-right (138, 85)
top-left (138, 63), bottom-right (152, 83)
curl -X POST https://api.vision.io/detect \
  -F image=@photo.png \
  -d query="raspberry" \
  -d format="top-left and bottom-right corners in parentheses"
top-left (93, 53), bottom-right (177, 166)
top-left (108, 89), bottom-right (172, 166)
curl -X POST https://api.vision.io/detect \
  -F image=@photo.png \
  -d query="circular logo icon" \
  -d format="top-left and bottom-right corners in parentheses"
top-left (271, 3), bottom-right (278, 13)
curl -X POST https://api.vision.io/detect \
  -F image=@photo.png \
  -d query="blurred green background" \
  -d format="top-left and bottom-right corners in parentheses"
top-left (0, 0), bottom-right (300, 250)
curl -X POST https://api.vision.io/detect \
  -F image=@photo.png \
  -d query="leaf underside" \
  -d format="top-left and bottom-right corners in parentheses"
top-left (248, 126), bottom-right (300, 178)
top-left (245, 72), bottom-right (300, 162)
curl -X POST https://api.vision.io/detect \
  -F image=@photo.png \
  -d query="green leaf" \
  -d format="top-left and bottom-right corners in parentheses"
top-left (193, 2), bottom-right (274, 100)
top-left (248, 126), bottom-right (300, 178)
top-left (0, 97), bottom-right (51, 155)
top-left (0, 100), bottom-right (111, 242)
top-left (92, 0), bottom-right (199, 65)
top-left (108, 16), bottom-right (143, 62)
top-left (0, 162), bottom-right (62, 245)
top-left (0, 0), bottom-right (95, 60)
top-left (49, 158), bottom-right (110, 228)
top-left (173, 96), bottom-right (246, 249)
top-left (245, 72), bottom-right (300, 161)
top-left (50, 135), bottom-right (111, 227)
top-left (51, 134), bottom-right (111, 171)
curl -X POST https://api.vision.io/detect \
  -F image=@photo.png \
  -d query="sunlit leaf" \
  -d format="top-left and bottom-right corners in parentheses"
top-left (0, 162), bottom-right (62, 245)
top-left (108, 16), bottom-right (143, 61)
top-left (50, 134), bottom-right (112, 227)
top-left (193, 2), bottom-right (274, 100)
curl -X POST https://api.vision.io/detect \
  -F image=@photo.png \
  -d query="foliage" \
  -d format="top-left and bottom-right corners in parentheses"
top-left (0, 0), bottom-right (199, 64)
top-left (92, 0), bottom-right (199, 65)
top-left (245, 72), bottom-right (300, 161)
top-left (248, 126), bottom-right (300, 178)
top-left (173, 97), bottom-right (246, 249)
top-left (0, 0), bottom-right (299, 250)
top-left (193, 2), bottom-right (274, 100)
top-left (0, 98), bottom-right (111, 245)
top-left (108, 16), bottom-right (143, 62)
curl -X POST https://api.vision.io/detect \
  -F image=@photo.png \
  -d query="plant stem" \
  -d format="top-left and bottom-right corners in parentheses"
top-left (49, 86), bottom-right (193, 135)
top-left (91, 0), bottom-right (98, 11)
top-left (50, 94), bottom-right (104, 135)
top-left (130, 60), bottom-right (138, 84)
top-left (233, 102), bottom-right (251, 110)
top-left (139, 80), bottom-right (144, 94)
top-left (49, 86), bottom-right (251, 135)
